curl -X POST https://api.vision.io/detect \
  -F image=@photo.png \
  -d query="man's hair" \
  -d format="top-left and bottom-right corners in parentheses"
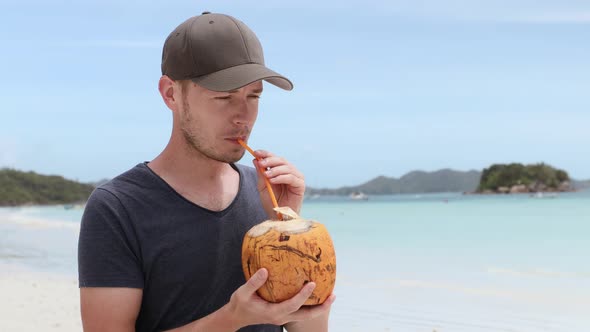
top-left (178, 80), bottom-right (192, 99)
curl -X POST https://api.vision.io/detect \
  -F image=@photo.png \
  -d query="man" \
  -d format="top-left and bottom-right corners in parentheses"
top-left (78, 12), bottom-right (335, 332)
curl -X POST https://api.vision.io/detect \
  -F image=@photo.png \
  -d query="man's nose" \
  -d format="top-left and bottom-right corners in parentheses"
top-left (233, 99), bottom-right (254, 125)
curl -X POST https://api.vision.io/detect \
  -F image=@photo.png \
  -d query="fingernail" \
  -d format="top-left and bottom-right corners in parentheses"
top-left (306, 282), bottom-right (316, 294)
top-left (265, 170), bottom-right (272, 176)
top-left (260, 159), bottom-right (267, 165)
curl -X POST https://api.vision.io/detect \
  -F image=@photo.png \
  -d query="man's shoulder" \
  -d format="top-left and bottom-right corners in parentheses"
top-left (98, 163), bottom-right (152, 193)
top-left (235, 163), bottom-right (257, 178)
top-left (86, 163), bottom-right (156, 206)
top-left (84, 163), bottom-right (161, 218)
top-left (234, 164), bottom-right (257, 181)
top-left (235, 163), bottom-right (259, 191)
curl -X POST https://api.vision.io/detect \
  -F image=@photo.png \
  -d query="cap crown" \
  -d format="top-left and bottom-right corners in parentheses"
top-left (161, 13), bottom-right (265, 80)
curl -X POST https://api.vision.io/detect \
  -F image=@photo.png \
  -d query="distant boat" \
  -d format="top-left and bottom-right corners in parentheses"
top-left (531, 192), bottom-right (557, 199)
top-left (349, 191), bottom-right (368, 201)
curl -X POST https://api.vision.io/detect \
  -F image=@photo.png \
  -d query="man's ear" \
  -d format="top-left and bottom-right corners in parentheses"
top-left (158, 75), bottom-right (180, 111)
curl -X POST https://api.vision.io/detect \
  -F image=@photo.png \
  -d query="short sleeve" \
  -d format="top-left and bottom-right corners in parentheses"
top-left (78, 187), bottom-right (144, 288)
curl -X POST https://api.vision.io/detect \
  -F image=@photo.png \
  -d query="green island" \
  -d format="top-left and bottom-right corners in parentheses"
top-left (306, 163), bottom-right (588, 196)
top-left (476, 163), bottom-right (572, 194)
top-left (1, 163), bottom-right (588, 206)
top-left (0, 168), bottom-right (95, 206)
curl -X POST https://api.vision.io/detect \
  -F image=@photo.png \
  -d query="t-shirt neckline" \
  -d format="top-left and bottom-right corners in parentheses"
top-left (140, 162), bottom-right (243, 216)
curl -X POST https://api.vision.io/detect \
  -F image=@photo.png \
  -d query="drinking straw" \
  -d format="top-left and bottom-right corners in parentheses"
top-left (237, 139), bottom-right (283, 220)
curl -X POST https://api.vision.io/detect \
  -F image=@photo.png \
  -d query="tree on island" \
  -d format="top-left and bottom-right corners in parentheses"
top-left (0, 168), bottom-right (95, 206)
top-left (476, 163), bottom-right (571, 194)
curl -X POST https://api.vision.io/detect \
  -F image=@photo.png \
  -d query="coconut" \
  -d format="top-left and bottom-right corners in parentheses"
top-left (241, 206), bottom-right (337, 305)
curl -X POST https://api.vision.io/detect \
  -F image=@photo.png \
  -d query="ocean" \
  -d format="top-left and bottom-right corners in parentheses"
top-left (1, 191), bottom-right (589, 331)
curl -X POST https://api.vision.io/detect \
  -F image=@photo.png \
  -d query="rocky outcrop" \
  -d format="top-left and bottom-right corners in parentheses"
top-left (479, 181), bottom-right (573, 194)
top-left (510, 184), bottom-right (528, 193)
top-left (476, 163), bottom-right (576, 195)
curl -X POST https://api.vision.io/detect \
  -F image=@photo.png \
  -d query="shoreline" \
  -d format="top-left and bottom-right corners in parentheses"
top-left (463, 189), bottom-right (580, 195)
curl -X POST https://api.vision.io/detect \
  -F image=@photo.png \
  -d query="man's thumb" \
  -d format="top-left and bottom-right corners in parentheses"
top-left (243, 268), bottom-right (268, 294)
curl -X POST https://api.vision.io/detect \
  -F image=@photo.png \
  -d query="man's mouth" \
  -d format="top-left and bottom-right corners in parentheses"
top-left (226, 136), bottom-right (247, 144)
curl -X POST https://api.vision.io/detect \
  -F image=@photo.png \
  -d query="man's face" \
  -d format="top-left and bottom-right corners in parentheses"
top-left (177, 80), bottom-right (262, 163)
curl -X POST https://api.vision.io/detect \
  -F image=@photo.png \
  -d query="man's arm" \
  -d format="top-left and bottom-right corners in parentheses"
top-left (80, 287), bottom-right (238, 332)
top-left (80, 288), bottom-right (142, 332)
top-left (166, 269), bottom-right (334, 331)
top-left (81, 269), bottom-right (334, 332)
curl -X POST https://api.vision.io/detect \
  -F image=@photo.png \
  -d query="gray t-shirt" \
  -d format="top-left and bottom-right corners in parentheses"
top-left (78, 163), bottom-right (282, 332)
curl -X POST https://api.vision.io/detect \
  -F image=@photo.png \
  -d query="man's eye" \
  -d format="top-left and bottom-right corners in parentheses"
top-left (249, 95), bottom-right (261, 99)
top-left (214, 96), bottom-right (231, 100)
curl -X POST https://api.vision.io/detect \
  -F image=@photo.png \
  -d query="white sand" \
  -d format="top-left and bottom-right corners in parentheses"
top-left (0, 266), bottom-right (82, 331)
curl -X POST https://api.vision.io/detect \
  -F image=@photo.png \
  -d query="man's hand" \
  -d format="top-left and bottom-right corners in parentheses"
top-left (224, 268), bottom-right (335, 329)
top-left (252, 150), bottom-right (305, 217)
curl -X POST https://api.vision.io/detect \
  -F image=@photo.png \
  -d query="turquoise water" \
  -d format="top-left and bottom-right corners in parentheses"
top-left (303, 191), bottom-right (590, 331)
top-left (1, 191), bottom-right (589, 331)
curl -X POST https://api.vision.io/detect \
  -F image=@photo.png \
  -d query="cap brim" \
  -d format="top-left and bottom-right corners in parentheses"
top-left (191, 63), bottom-right (293, 92)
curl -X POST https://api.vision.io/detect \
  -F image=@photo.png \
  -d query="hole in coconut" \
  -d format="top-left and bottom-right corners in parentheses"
top-left (315, 247), bottom-right (322, 260)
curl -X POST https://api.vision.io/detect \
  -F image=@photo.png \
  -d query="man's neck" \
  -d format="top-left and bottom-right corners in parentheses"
top-left (147, 138), bottom-right (240, 211)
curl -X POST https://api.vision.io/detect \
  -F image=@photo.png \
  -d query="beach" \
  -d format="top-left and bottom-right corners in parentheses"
top-left (1, 191), bottom-right (590, 331)
top-left (0, 264), bottom-right (81, 331)
top-left (0, 207), bottom-right (82, 331)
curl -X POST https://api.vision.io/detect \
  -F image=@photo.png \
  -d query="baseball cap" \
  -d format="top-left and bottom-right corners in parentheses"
top-left (161, 11), bottom-right (293, 92)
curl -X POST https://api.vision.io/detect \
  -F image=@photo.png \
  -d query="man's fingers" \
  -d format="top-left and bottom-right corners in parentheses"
top-left (268, 174), bottom-right (305, 190)
top-left (241, 268), bottom-right (268, 295)
top-left (256, 156), bottom-right (287, 169)
top-left (287, 294), bottom-right (336, 322)
top-left (263, 165), bottom-right (303, 180)
top-left (274, 282), bottom-right (316, 314)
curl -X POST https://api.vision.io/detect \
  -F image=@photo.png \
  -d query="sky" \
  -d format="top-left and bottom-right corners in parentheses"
top-left (1, 0), bottom-right (589, 188)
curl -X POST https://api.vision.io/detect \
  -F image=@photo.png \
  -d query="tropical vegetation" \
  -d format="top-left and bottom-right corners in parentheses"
top-left (477, 163), bottom-right (570, 193)
top-left (0, 168), bottom-right (94, 206)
